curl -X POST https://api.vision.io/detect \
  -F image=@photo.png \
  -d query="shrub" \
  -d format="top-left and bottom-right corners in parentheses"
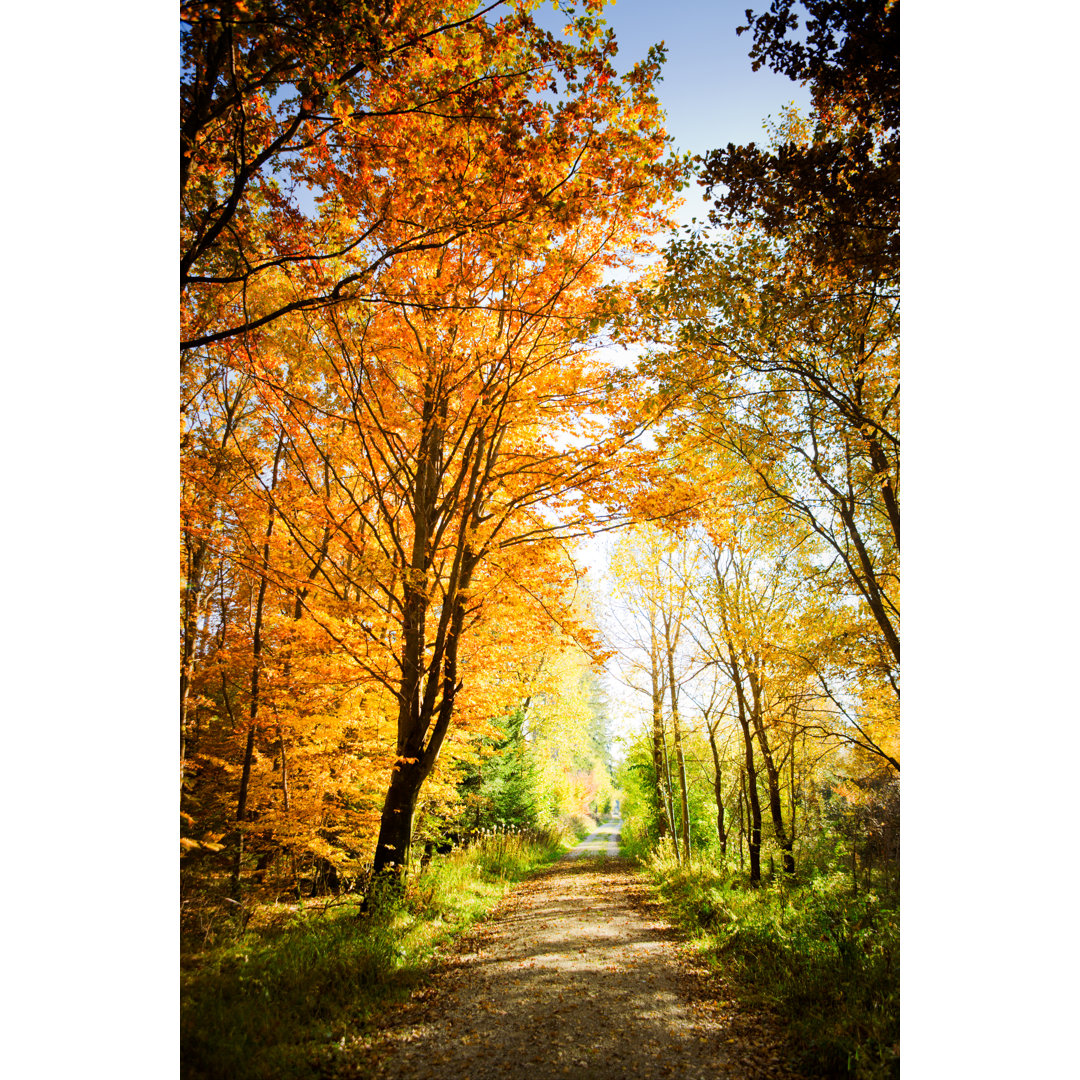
top-left (181, 830), bottom-right (565, 1080)
top-left (644, 856), bottom-right (899, 1079)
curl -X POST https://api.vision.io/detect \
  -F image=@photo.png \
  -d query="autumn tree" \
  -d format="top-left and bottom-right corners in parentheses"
top-left (233, 220), bottom-right (675, 878)
top-left (181, 0), bottom-right (682, 885)
top-left (181, 0), bottom-right (674, 352)
top-left (631, 223), bottom-right (899, 778)
top-left (607, 574), bottom-right (678, 856)
top-left (687, 673), bottom-right (735, 856)
top-left (608, 525), bottom-right (705, 862)
top-left (689, 522), bottom-right (817, 878)
top-left (181, 358), bottom-right (403, 886)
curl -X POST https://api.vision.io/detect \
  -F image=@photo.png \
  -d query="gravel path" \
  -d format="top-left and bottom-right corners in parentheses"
top-left (361, 824), bottom-right (747, 1080)
top-left (563, 818), bottom-right (622, 859)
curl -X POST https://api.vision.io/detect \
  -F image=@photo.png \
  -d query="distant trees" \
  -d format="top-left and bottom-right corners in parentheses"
top-left (608, 511), bottom-right (896, 886)
top-left (609, 526), bottom-right (701, 862)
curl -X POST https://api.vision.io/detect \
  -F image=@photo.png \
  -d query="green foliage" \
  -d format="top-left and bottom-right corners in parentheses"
top-left (681, 748), bottom-right (720, 850)
top-left (614, 733), bottom-right (663, 853)
top-left (615, 731), bottom-right (716, 858)
top-left (473, 708), bottom-right (542, 829)
top-left (453, 683), bottom-right (616, 840)
top-left (646, 854), bottom-right (899, 1079)
top-left (181, 832), bottom-right (564, 1080)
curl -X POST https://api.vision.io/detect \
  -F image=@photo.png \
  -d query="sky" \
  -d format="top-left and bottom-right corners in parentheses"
top-left (538, 0), bottom-right (812, 155)
top-left (535, 0), bottom-right (812, 228)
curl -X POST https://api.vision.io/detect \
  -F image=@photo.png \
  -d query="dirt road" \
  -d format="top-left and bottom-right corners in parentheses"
top-left (361, 828), bottom-right (751, 1080)
top-left (563, 818), bottom-right (622, 859)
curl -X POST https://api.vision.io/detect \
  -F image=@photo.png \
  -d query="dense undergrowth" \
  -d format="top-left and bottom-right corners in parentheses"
top-left (640, 850), bottom-right (899, 1080)
top-left (181, 828), bottom-right (565, 1080)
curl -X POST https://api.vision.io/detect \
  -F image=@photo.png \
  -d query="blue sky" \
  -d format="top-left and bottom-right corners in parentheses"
top-left (540, 0), bottom-right (811, 153)
top-left (534, 0), bottom-right (813, 224)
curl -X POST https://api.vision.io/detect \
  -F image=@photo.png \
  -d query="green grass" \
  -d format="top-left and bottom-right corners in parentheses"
top-left (616, 816), bottom-right (658, 862)
top-left (644, 853), bottom-right (899, 1080)
top-left (181, 830), bottom-right (563, 1080)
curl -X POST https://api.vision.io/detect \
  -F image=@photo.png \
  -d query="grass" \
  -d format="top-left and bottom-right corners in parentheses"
top-left (181, 829), bottom-right (564, 1080)
top-left (642, 852), bottom-right (899, 1080)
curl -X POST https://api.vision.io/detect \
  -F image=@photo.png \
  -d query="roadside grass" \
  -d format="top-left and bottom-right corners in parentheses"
top-left (563, 811), bottom-right (599, 842)
top-left (615, 816), bottom-right (656, 862)
top-left (181, 829), bottom-right (563, 1080)
top-left (642, 853), bottom-right (899, 1080)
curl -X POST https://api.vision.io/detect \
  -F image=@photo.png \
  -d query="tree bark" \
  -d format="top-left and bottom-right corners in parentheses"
top-left (659, 724), bottom-right (681, 861)
top-left (707, 725), bottom-right (727, 856)
top-left (649, 623), bottom-right (672, 846)
top-left (231, 434), bottom-right (283, 893)
top-left (730, 655), bottom-right (762, 884)
top-left (747, 670), bottom-right (794, 874)
top-left (738, 768), bottom-right (745, 872)
top-left (371, 531), bottom-right (480, 877)
top-left (664, 617), bottom-right (691, 864)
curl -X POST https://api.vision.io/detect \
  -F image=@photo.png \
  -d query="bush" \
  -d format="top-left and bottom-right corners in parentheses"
top-left (181, 830), bottom-right (565, 1080)
top-left (560, 812), bottom-right (598, 843)
top-left (645, 855), bottom-right (899, 1079)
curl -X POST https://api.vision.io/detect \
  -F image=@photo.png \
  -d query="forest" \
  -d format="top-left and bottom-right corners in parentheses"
top-left (180, 1), bottom-right (899, 1077)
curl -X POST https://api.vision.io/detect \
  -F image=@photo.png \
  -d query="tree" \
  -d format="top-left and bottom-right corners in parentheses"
top-left (699, 0), bottom-right (899, 285)
top-left (691, 675), bottom-right (735, 856)
top-left (609, 525), bottom-right (702, 862)
top-left (638, 228), bottom-right (899, 722)
top-left (694, 530), bottom-right (807, 876)
top-left (181, 0), bottom-right (676, 353)
top-left (239, 222), bottom-right (673, 877)
top-left (181, 0), bottom-right (682, 885)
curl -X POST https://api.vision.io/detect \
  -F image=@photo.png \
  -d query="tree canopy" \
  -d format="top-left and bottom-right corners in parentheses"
top-left (181, 0), bottom-right (899, 923)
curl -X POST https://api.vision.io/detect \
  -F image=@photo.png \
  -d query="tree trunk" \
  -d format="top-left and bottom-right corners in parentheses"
top-left (730, 656), bottom-right (761, 884)
top-left (664, 618), bottom-right (691, 864)
top-left (649, 626), bottom-right (671, 846)
top-left (741, 718), bottom-right (762, 885)
top-left (670, 714), bottom-right (691, 863)
top-left (232, 725), bottom-right (257, 895)
top-left (738, 768), bottom-right (745, 872)
top-left (373, 757), bottom-right (425, 875)
top-left (371, 525), bottom-right (480, 878)
top-left (659, 727), bottom-right (681, 861)
top-left (231, 434), bottom-right (283, 893)
top-left (747, 671), bottom-right (794, 874)
top-left (707, 726), bottom-right (727, 856)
